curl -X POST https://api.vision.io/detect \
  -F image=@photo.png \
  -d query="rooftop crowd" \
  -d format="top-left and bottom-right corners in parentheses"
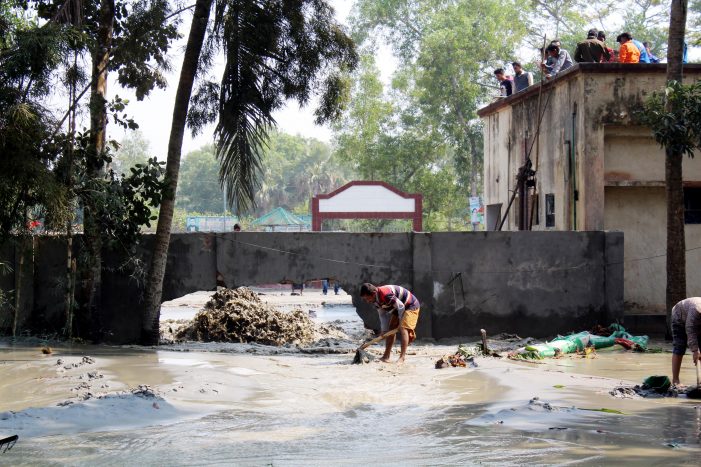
top-left (493, 28), bottom-right (690, 97)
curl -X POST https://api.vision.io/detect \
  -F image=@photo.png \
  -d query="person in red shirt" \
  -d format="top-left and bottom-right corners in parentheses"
top-left (360, 283), bottom-right (421, 363)
top-left (597, 31), bottom-right (616, 62)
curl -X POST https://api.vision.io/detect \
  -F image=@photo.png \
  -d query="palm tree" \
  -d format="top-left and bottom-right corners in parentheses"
top-left (664, 0), bottom-right (688, 339)
top-left (141, 0), bottom-right (357, 344)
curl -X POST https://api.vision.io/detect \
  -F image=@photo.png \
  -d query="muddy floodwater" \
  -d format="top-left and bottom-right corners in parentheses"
top-left (2, 334), bottom-right (701, 466)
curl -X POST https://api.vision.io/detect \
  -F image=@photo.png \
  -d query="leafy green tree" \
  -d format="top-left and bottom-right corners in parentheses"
top-left (177, 145), bottom-right (225, 213)
top-left (142, 0), bottom-right (358, 344)
top-left (334, 53), bottom-right (466, 231)
top-left (112, 130), bottom-right (151, 176)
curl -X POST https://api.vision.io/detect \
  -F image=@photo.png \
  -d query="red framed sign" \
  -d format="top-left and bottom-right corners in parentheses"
top-left (311, 181), bottom-right (423, 231)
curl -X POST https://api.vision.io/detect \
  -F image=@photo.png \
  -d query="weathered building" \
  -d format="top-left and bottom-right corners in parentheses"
top-left (478, 63), bottom-right (701, 313)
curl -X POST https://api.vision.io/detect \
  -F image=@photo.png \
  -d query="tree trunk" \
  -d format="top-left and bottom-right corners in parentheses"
top-left (141, 0), bottom-right (213, 345)
top-left (82, 0), bottom-right (114, 339)
top-left (664, 0), bottom-right (688, 340)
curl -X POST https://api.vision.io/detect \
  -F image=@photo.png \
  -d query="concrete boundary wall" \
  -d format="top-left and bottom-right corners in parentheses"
top-left (0, 231), bottom-right (623, 343)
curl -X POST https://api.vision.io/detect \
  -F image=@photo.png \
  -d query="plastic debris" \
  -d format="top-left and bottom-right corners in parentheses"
top-left (509, 324), bottom-right (648, 360)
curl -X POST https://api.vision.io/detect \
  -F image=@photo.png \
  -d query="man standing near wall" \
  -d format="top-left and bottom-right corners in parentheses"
top-left (360, 283), bottom-right (421, 364)
top-left (671, 298), bottom-right (701, 386)
top-left (574, 29), bottom-right (610, 63)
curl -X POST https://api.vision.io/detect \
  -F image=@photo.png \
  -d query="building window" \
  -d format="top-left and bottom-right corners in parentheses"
top-left (685, 187), bottom-right (701, 224)
top-left (545, 194), bottom-right (555, 228)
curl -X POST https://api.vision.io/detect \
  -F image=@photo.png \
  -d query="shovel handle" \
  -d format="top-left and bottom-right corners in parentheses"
top-left (696, 360), bottom-right (700, 387)
top-left (359, 328), bottom-right (399, 350)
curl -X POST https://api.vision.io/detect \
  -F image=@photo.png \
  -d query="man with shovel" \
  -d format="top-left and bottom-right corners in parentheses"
top-left (360, 283), bottom-right (420, 364)
top-left (671, 297), bottom-right (701, 386)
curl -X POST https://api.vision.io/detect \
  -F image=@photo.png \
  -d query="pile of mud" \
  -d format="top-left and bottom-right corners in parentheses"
top-left (171, 287), bottom-right (325, 346)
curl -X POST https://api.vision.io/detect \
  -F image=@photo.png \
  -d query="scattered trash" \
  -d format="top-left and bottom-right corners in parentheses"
top-left (553, 385), bottom-right (565, 389)
top-left (41, 346), bottom-right (52, 355)
top-left (435, 345), bottom-right (479, 369)
top-left (579, 407), bottom-right (625, 415)
top-left (509, 324), bottom-right (648, 360)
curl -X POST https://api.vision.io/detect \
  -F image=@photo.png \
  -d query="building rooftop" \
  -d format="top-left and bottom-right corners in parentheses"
top-left (477, 63), bottom-right (701, 118)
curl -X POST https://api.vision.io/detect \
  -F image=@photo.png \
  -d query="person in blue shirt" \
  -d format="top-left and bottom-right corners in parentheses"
top-left (643, 42), bottom-right (660, 63)
top-left (632, 38), bottom-right (651, 63)
top-left (684, 42), bottom-right (688, 63)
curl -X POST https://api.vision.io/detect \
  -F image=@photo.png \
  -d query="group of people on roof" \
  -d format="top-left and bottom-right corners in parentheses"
top-left (492, 28), bottom-right (688, 98)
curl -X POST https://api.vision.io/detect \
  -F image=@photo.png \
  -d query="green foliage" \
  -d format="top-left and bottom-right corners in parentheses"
top-left (176, 133), bottom-right (345, 216)
top-left (177, 145), bottom-right (225, 214)
top-left (186, 0), bottom-right (358, 213)
top-left (640, 81), bottom-right (701, 158)
top-left (334, 53), bottom-right (468, 231)
top-left (112, 130), bottom-right (151, 176)
top-left (691, 0), bottom-right (701, 45)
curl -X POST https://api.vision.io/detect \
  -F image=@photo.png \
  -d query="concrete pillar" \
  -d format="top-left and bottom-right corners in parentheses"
top-left (412, 232), bottom-right (433, 338)
top-left (604, 230), bottom-right (624, 323)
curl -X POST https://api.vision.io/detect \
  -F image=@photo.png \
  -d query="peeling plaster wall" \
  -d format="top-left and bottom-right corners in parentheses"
top-left (1, 231), bottom-right (623, 343)
top-left (479, 64), bottom-right (701, 312)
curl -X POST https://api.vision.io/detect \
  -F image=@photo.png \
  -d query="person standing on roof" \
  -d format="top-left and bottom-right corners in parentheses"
top-left (643, 41), bottom-right (660, 63)
top-left (598, 31), bottom-right (616, 62)
top-left (493, 68), bottom-right (513, 96)
top-left (617, 32), bottom-right (641, 63)
top-left (512, 62), bottom-right (533, 92)
top-left (631, 36), bottom-right (651, 63)
top-left (671, 298), bottom-right (701, 386)
top-left (574, 29), bottom-right (611, 63)
top-left (360, 283), bottom-right (421, 364)
top-left (542, 44), bottom-right (573, 79)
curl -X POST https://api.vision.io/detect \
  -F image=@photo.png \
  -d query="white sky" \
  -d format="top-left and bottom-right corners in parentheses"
top-left (110, 0), bottom-right (398, 159)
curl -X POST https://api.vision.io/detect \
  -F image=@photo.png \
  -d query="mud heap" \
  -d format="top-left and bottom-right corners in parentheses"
top-left (176, 287), bottom-right (318, 346)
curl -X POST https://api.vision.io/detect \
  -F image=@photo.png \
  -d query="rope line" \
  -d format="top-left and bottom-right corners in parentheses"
top-left (206, 233), bottom-right (701, 276)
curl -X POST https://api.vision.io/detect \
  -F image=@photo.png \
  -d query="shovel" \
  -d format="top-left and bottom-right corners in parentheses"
top-left (687, 361), bottom-right (701, 399)
top-left (352, 328), bottom-right (399, 364)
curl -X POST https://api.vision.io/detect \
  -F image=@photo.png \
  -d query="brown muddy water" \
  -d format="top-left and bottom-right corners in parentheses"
top-left (1, 340), bottom-right (700, 466)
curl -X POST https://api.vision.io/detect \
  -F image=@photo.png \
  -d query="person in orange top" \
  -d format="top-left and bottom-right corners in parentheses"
top-left (617, 32), bottom-right (640, 63)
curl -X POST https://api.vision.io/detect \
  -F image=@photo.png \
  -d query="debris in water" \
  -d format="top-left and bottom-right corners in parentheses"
top-left (175, 287), bottom-right (320, 346)
top-left (435, 344), bottom-right (479, 369)
top-left (579, 407), bottom-right (625, 415)
top-left (41, 346), bottom-right (52, 355)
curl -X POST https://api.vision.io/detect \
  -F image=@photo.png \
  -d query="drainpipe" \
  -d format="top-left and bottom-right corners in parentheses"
top-left (571, 106), bottom-right (578, 231)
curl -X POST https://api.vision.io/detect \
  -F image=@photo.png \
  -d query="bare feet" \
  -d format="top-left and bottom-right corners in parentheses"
top-left (396, 357), bottom-right (405, 364)
top-left (380, 357), bottom-right (392, 363)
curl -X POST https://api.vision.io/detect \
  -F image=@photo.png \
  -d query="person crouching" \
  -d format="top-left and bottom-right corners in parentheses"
top-left (360, 283), bottom-right (421, 364)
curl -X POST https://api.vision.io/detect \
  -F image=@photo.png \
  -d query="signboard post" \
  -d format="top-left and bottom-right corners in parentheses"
top-left (469, 196), bottom-right (484, 231)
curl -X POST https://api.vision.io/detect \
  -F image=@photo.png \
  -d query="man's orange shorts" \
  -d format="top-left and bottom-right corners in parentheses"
top-left (388, 308), bottom-right (420, 344)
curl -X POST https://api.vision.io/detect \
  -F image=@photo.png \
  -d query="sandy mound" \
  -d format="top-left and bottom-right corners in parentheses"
top-left (170, 287), bottom-right (327, 346)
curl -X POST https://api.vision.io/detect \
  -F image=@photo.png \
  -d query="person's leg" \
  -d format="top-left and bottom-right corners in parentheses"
top-left (381, 333), bottom-right (395, 362)
top-left (322, 280), bottom-right (328, 295)
top-left (671, 319), bottom-right (687, 385)
top-left (673, 353), bottom-right (684, 385)
top-left (397, 327), bottom-right (409, 364)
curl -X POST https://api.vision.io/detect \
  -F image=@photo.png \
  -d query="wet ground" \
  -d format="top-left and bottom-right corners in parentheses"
top-left (1, 335), bottom-right (700, 465)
